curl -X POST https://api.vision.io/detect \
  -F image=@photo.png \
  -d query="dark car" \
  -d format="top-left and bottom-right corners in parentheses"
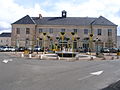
top-left (109, 48), bottom-right (118, 53)
top-left (101, 48), bottom-right (110, 53)
top-left (33, 46), bottom-right (42, 52)
top-left (16, 47), bottom-right (26, 52)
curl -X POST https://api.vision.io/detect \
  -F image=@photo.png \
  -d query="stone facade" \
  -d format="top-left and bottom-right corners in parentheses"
top-left (0, 33), bottom-right (11, 46)
top-left (11, 11), bottom-right (117, 51)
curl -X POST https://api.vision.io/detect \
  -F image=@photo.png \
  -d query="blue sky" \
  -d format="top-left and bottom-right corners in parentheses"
top-left (0, 0), bottom-right (120, 35)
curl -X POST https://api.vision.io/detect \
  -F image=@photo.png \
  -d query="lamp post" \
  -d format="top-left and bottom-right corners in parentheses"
top-left (76, 37), bottom-right (80, 52)
top-left (95, 38), bottom-right (101, 56)
top-left (36, 37), bottom-right (39, 54)
top-left (56, 36), bottom-right (60, 51)
top-left (43, 32), bottom-right (46, 54)
top-left (60, 32), bottom-right (65, 58)
top-left (47, 35), bottom-right (50, 50)
top-left (66, 38), bottom-right (70, 51)
top-left (71, 32), bottom-right (75, 58)
top-left (50, 38), bottom-right (53, 50)
top-left (60, 32), bottom-right (65, 51)
top-left (55, 43), bottom-right (58, 50)
top-left (89, 33), bottom-right (93, 54)
top-left (71, 32), bottom-right (75, 52)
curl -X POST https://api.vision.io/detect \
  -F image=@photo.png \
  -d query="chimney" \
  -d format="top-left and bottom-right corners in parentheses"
top-left (62, 10), bottom-right (67, 18)
top-left (39, 14), bottom-right (42, 19)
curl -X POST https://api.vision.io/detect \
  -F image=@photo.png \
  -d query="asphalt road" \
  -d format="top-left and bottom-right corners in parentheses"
top-left (0, 52), bottom-right (120, 90)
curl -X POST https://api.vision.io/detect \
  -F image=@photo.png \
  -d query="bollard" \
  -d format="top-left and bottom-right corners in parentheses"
top-left (117, 56), bottom-right (119, 59)
top-left (21, 53), bottom-right (24, 57)
top-left (29, 54), bottom-right (32, 58)
top-left (111, 57), bottom-right (114, 60)
top-left (90, 57), bottom-right (94, 60)
top-left (102, 57), bottom-right (106, 60)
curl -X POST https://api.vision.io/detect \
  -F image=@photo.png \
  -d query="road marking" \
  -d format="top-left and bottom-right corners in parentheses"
top-left (78, 70), bottom-right (104, 81)
top-left (2, 59), bottom-right (13, 63)
top-left (78, 74), bottom-right (93, 81)
top-left (90, 70), bottom-right (103, 75)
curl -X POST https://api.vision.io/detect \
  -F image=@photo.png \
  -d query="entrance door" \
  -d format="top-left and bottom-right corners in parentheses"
top-left (83, 43), bottom-right (89, 52)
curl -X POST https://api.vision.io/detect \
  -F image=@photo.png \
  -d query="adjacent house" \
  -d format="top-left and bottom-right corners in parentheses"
top-left (117, 36), bottom-right (120, 48)
top-left (0, 33), bottom-right (11, 46)
top-left (11, 10), bottom-right (117, 51)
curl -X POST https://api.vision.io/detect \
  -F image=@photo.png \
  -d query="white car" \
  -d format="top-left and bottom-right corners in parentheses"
top-left (40, 54), bottom-right (60, 60)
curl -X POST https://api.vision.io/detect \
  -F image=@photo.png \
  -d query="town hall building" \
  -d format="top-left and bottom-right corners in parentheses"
top-left (11, 10), bottom-right (117, 52)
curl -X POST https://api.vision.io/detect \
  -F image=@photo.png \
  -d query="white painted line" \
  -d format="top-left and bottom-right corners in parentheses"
top-left (78, 70), bottom-right (104, 81)
top-left (90, 70), bottom-right (103, 75)
top-left (2, 59), bottom-right (8, 63)
top-left (78, 74), bottom-right (93, 81)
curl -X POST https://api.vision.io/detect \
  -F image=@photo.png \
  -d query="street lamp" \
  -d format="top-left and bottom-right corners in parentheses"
top-left (60, 32), bottom-right (65, 51)
top-left (55, 43), bottom-right (58, 50)
top-left (76, 37), bottom-right (80, 52)
top-left (66, 38), bottom-right (70, 51)
top-left (71, 32), bottom-right (76, 58)
top-left (43, 32), bottom-right (47, 54)
top-left (95, 38), bottom-right (101, 56)
top-left (60, 32), bottom-right (65, 58)
top-left (71, 32), bottom-right (75, 52)
top-left (89, 33), bottom-right (93, 52)
top-left (47, 35), bottom-right (50, 50)
top-left (56, 36), bottom-right (59, 40)
top-left (50, 38), bottom-right (53, 50)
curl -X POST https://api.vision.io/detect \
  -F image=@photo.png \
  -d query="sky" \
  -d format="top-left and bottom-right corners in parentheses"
top-left (0, 0), bottom-right (120, 35)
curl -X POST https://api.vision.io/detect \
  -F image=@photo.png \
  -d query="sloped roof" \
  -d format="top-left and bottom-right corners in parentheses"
top-left (12, 15), bottom-right (35, 24)
top-left (0, 33), bottom-right (11, 37)
top-left (32, 17), bottom-right (96, 26)
top-left (12, 15), bottom-right (117, 26)
top-left (92, 16), bottom-right (117, 26)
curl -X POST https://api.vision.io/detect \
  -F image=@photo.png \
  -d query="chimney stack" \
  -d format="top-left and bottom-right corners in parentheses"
top-left (39, 14), bottom-right (42, 19)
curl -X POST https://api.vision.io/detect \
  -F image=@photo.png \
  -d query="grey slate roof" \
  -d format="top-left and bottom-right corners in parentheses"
top-left (12, 15), bottom-right (117, 26)
top-left (12, 15), bottom-right (35, 24)
top-left (0, 33), bottom-right (11, 37)
top-left (32, 17), bottom-right (96, 26)
top-left (92, 16), bottom-right (116, 26)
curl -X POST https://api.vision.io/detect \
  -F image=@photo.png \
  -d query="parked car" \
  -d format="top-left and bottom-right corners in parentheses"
top-left (0, 46), bottom-right (15, 52)
top-left (16, 47), bottom-right (26, 52)
top-left (40, 54), bottom-right (60, 60)
top-left (109, 48), bottom-right (118, 53)
top-left (0, 46), bottom-right (4, 51)
top-left (33, 46), bottom-right (41, 52)
top-left (8, 47), bottom-right (15, 52)
top-left (101, 48), bottom-right (110, 53)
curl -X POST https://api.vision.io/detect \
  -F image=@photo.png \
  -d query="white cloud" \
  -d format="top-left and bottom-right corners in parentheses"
top-left (0, 0), bottom-right (120, 35)
top-left (0, 0), bottom-right (47, 32)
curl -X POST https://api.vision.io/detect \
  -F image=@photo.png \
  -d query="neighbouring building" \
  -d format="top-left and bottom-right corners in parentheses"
top-left (11, 10), bottom-right (117, 51)
top-left (0, 32), bottom-right (11, 46)
top-left (117, 36), bottom-right (120, 48)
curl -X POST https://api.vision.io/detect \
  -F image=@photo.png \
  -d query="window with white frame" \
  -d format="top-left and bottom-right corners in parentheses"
top-left (16, 28), bottom-right (20, 34)
top-left (108, 29), bottom-right (112, 36)
top-left (26, 28), bottom-right (30, 34)
top-left (84, 29), bottom-right (89, 34)
top-left (73, 29), bottom-right (78, 33)
top-left (61, 29), bottom-right (65, 32)
top-left (49, 28), bottom-right (53, 33)
top-left (39, 28), bottom-right (43, 33)
top-left (97, 29), bottom-right (102, 35)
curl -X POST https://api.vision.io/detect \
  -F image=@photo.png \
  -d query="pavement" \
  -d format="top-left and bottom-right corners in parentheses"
top-left (5, 52), bottom-right (120, 61)
top-left (0, 52), bottom-right (120, 90)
